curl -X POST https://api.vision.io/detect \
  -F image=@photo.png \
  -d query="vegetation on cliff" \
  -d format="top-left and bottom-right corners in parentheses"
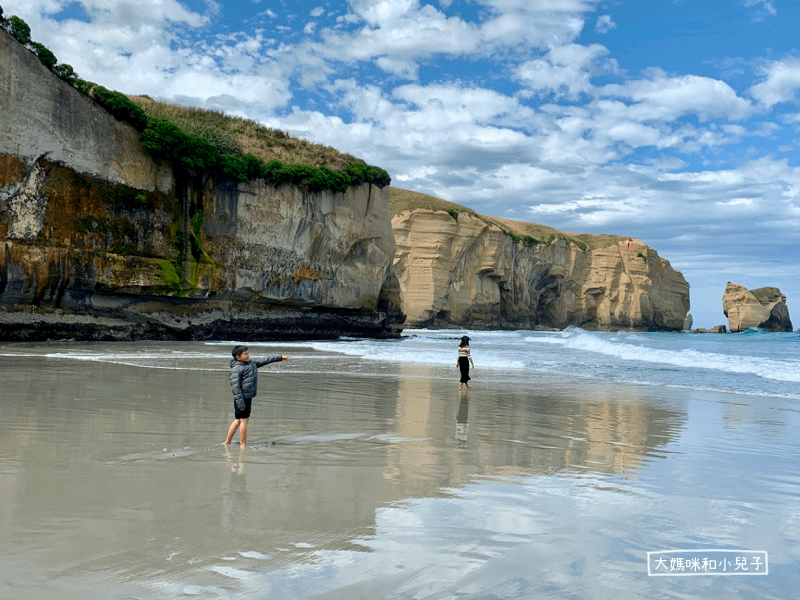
top-left (389, 187), bottom-right (625, 252)
top-left (2, 10), bottom-right (393, 299)
top-left (129, 95), bottom-right (358, 170)
top-left (0, 10), bottom-right (390, 194)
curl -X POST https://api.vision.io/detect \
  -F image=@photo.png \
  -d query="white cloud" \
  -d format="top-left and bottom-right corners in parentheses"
top-left (310, 7), bottom-right (325, 18)
top-left (392, 83), bottom-right (533, 124)
top-left (315, 0), bottom-right (604, 78)
top-left (595, 14), bottom-right (615, 33)
top-left (742, 0), bottom-right (777, 16)
top-left (481, 0), bottom-right (597, 11)
top-left (716, 198), bottom-right (754, 206)
top-left (479, 10), bottom-right (584, 49)
top-left (601, 71), bottom-right (753, 122)
top-left (749, 58), bottom-right (800, 108)
top-left (601, 121), bottom-right (662, 147)
top-left (316, 2), bottom-right (478, 73)
top-left (723, 124), bottom-right (748, 136)
top-left (75, 0), bottom-right (207, 28)
top-left (349, 0), bottom-right (417, 27)
top-left (516, 44), bottom-right (612, 98)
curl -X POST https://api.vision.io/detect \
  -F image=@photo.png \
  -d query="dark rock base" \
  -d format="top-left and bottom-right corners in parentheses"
top-left (0, 297), bottom-right (404, 342)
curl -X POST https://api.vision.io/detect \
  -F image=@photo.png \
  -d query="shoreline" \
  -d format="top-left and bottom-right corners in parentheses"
top-left (1, 340), bottom-right (798, 599)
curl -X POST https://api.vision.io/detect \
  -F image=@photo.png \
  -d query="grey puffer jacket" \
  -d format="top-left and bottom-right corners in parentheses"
top-left (229, 355), bottom-right (283, 410)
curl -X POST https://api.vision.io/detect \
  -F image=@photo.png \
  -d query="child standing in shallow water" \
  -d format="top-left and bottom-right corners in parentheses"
top-left (457, 336), bottom-right (474, 391)
top-left (225, 345), bottom-right (289, 446)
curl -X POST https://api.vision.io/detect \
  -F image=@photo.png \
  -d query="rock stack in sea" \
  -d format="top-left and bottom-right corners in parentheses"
top-left (722, 283), bottom-right (793, 332)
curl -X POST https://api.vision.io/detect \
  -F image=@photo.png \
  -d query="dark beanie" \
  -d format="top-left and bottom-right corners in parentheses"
top-left (231, 345), bottom-right (249, 358)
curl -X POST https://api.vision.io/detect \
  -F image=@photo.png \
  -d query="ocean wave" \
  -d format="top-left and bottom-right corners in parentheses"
top-left (304, 339), bottom-right (526, 370)
top-left (525, 331), bottom-right (800, 383)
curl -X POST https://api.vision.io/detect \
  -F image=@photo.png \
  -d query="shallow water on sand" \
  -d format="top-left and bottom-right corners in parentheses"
top-left (1, 339), bottom-right (799, 599)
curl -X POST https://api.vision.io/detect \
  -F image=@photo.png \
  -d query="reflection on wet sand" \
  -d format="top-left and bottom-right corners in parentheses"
top-left (0, 354), bottom-right (687, 598)
top-left (456, 393), bottom-right (469, 443)
top-left (386, 363), bottom-right (685, 490)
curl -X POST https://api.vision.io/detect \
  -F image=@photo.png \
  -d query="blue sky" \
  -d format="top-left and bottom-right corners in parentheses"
top-left (5, 0), bottom-right (800, 328)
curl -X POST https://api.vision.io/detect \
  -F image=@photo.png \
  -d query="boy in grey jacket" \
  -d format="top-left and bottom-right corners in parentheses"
top-left (225, 345), bottom-right (289, 446)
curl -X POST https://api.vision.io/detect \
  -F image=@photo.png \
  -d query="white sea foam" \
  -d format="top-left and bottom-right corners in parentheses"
top-left (4, 327), bottom-right (797, 398)
top-left (524, 330), bottom-right (800, 384)
top-left (303, 339), bottom-right (526, 370)
top-left (239, 551), bottom-right (270, 559)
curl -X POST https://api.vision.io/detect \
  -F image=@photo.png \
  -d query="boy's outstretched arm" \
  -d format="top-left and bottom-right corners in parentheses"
top-left (254, 355), bottom-right (289, 367)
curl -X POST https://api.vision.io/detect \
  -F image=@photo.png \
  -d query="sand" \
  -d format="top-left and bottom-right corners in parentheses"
top-left (1, 344), bottom-right (796, 599)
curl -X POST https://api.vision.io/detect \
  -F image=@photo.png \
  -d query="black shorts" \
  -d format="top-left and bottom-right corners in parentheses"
top-left (234, 398), bottom-right (252, 420)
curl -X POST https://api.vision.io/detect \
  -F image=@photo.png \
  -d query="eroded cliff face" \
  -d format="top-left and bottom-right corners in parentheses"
top-left (0, 29), bottom-right (402, 340)
top-left (393, 209), bottom-right (690, 331)
top-left (722, 283), bottom-right (792, 332)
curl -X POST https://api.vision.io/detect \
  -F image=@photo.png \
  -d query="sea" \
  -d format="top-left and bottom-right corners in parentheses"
top-left (26, 326), bottom-right (800, 399)
top-left (1, 328), bottom-right (798, 599)
top-left (291, 327), bottom-right (800, 400)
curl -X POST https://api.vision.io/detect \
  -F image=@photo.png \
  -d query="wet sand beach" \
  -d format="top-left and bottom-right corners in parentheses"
top-left (1, 339), bottom-right (798, 599)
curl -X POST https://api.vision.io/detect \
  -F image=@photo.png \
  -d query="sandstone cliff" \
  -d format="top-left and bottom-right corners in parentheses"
top-left (0, 29), bottom-right (402, 340)
top-left (722, 283), bottom-right (792, 332)
top-left (392, 206), bottom-right (690, 331)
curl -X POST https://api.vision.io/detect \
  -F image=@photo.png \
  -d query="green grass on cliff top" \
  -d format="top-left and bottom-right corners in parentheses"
top-left (127, 98), bottom-right (623, 251)
top-left (390, 187), bottom-right (629, 251)
top-left (129, 95), bottom-right (361, 170)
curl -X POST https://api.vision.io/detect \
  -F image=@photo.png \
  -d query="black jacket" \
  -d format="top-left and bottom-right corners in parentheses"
top-left (229, 355), bottom-right (283, 411)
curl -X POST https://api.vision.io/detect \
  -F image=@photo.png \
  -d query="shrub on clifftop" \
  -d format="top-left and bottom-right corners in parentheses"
top-left (139, 118), bottom-right (220, 175)
top-left (91, 86), bottom-right (149, 132)
top-left (2, 13), bottom-right (391, 194)
top-left (6, 14), bottom-right (30, 45)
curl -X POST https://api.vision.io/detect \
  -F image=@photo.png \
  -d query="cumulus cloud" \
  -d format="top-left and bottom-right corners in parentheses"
top-left (57, 0), bottom-right (206, 29)
top-left (749, 58), bottom-right (800, 108)
top-left (320, 3), bottom-right (478, 66)
top-left (314, 0), bottom-right (604, 76)
top-left (6, 0), bottom-right (210, 90)
top-left (595, 14), bottom-right (615, 33)
top-left (600, 71), bottom-right (753, 122)
top-left (516, 44), bottom-right (612, 98)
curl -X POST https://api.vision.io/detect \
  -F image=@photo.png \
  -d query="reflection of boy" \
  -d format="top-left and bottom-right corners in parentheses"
top-left (224, 345), bottom-right (288, 446)
top-left (225, 445), bottom-right (246, 474)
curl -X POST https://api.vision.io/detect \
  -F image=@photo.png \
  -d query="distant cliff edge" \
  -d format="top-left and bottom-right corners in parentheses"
top-left (0, 29), bottom-right (403, 341)
top-left (390, 189), bottom-right (690, 331)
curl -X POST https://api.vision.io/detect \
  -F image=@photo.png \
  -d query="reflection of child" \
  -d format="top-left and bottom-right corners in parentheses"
top-left (455, 396), bottom-right (469, 442)
top-left (225, 345), bottom-right (288, 446)
top-left (225, 445), bottom-right (246, 474)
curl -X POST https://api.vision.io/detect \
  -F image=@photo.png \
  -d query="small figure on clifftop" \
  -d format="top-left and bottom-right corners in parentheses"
top-left (457, 336), bottom-right (474, 391)
top-left (225, 345), bottom-right (289, 446)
